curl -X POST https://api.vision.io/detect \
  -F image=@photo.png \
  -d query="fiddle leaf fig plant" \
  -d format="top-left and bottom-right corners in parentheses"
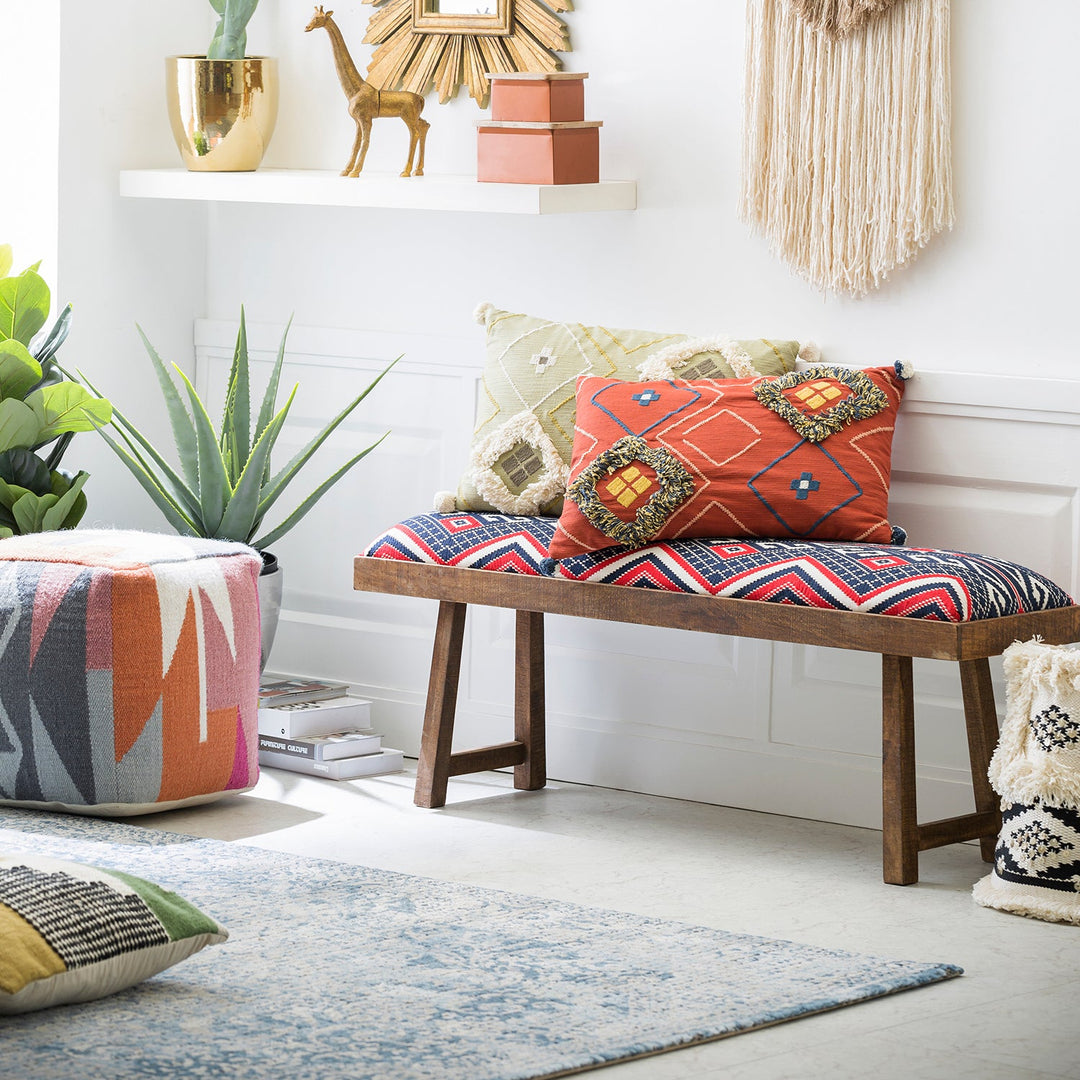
top-left (207, 0), bottom-right (260, 60)
top-left (0, 245), bottom-right (112, 539)
top-left (81, 309), bottom-right (395, 551)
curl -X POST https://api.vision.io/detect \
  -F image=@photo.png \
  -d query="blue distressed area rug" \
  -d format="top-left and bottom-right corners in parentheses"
top-left (0, 808), bottom-right (960, 1080)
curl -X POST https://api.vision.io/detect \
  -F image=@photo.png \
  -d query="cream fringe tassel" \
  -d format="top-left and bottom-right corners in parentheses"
top-left (741, 0), bottom-right (954, 297)
top-left (973, 872), bottom-right (1080, 927)
top-left (789, 0), bottom-right (901, 39)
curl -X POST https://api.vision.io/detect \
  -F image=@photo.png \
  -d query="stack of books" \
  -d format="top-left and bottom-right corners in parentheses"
top-left (256, 678), bottom-right (404, 781)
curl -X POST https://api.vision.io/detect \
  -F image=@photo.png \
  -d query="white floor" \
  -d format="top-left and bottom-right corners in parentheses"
top-left (134, 764), bottom-right (1077, 1080)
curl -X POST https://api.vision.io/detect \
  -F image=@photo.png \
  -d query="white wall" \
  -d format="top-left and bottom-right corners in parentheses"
top-left (0, 0), bottom-right (60, 281)
top-left (201, 0), bottom-right (1080, 378)
top-left (8, 0), bottom-right (1080, 825)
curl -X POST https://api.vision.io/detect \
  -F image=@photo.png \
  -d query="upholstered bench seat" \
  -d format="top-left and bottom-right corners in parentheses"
top-left (363, 513), bottom-right (1074, 623)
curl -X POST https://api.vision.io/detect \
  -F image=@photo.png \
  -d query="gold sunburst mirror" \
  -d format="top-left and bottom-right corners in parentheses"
top-left (361, 0), bottom-right (572, 106)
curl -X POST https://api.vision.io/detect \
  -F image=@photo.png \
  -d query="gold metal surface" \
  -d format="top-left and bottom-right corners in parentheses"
top-left (361, 0), bottom-right (572, 107)
top-left (306, 8), bottom-right (428, 177)
top-left (412, 0), bottom-right (512, 35)
top-left (166, 56), bottom-right (279, 172)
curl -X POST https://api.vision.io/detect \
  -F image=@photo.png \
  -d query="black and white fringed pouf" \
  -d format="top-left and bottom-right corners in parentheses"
top-left (974, 638), bottom-right (1080, 924)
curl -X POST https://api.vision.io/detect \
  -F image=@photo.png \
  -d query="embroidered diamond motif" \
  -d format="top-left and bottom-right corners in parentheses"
top-left (1011, 820), bottom-right (1075, 864)
top-left (997, 804), bottom-right (1080, 876)
top-left (496, 442), bottom-right (546, 491)
top-left (632, 390), bottom-right (662, 406)
top-left (605, 466), bottom-right (653, 508)
top-left (678, 356), bottom-right (725, 379)
top-left (753, 366), bottom-right (889, 443)
top-left (790, 472), bottom-right (820, 500)
top-left (592, 382), bottom-right (701, 438)
top-left (1031, 704), bottom-right (1080, 752)
top-left (749, 441), bottom-right (861, 537)
top-left (793, 380), bottom-right (846, 411)
top-left (859, 555), bottom-right (908, 569)
top-left (442, 516), bottom-right (484, 533)
top-left (530, 346), bottom-right (557, 373)
top-left (568, 436), bottom-right (694, 548)
top-left (712, 543), bottom-right (756, 558)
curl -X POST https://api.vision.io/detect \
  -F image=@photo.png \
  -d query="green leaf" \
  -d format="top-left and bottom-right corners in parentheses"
top-left (0, 339), bottom-right (44, 400)
top-left (103, 406), bottom-right (204, 522)
top-left (93, 424), bottom-right (202, 536)
top-left (137, 325), bottom-right (199, 489)
top-left (0, 448), bottom-right (52, 494)
top-left (258, 355), bottom-right (399, 518)
top-left (41, 470), bottom-right (88, 531)
top-left (254, 433), bottom-right (388, 551)
top-left (220, 309), bottom-right (252, 488)
top-left (0, 475), bottom-right (30, 511)
top-left (33, 304), bottom-right (72, 370)
top-left (253, 314), bottom-right (292, 485)
top-left (12, 489), bottom-right (58, 534)
top-left (42, 430), bottom-right (73, 471)
top-left (0, 269), bottom-right (50, 346)
top-left (176, 368), bottom-right (231, 537)
top-left (25, 382), bottom-right (113, 443)
top-left (0, 398), bottom-right (41, 452)
top-left (0, 245), bottom-right (12, 279)
top-left (216, 390), bottom-right (294, 544)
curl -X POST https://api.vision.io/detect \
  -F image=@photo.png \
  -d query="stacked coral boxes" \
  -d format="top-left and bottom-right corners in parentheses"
top-left (478, 72), bottom-right (600, 185)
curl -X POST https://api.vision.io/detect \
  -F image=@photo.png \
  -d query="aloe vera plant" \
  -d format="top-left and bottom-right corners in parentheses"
top-left (207, 0), bottom-right (261, 60)
top-left (84, 310), bottom-right (395, 550)
top-left (0, 245), bottom-right (112, 539)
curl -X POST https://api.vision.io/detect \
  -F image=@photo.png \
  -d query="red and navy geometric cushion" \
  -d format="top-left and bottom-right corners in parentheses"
top-left (363, 513), bottom-right (555, 575)
top-left (362, 514), bottom-right (1074, 623)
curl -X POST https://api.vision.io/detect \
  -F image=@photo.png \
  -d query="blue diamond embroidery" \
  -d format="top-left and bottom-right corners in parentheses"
top-left (790, 472), bottom-right (820, 500)
top-left (632, 390), bottom-right (661, 406)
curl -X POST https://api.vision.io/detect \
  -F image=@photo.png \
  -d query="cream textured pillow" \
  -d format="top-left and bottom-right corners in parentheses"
top-left (442, 304), bottom-right (804, 515)
top-left (0, 852), bottom-right (226, 1014)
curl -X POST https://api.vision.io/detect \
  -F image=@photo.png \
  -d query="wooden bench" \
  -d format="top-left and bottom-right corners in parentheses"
top-left (354, 518), bottom-right (1080, 886)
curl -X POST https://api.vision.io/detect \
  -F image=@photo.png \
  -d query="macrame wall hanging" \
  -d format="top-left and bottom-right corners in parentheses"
top-left (741, 0), bottom-right (954, 297)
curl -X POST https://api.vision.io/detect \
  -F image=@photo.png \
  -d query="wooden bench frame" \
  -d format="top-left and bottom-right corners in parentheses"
top-left (353, 556), bottom-right (1080, 885)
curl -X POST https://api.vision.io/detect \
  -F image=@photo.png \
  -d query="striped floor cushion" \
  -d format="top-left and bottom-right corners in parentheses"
top-left (362, 513), bottom-right (1074, 623)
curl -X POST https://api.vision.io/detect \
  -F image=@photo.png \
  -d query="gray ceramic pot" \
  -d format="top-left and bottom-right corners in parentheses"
top-left (258, 551), bottom-right (283, 672)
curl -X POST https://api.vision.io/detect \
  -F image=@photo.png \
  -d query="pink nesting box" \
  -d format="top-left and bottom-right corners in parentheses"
top-left (489, 71), bottom-right (588, 123)
top-left (477, 121), bottom-right (601, 185)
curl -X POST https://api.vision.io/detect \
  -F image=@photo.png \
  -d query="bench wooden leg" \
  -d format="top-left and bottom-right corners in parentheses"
top-left (959, 657), bottom-right (1003, 862)
top-left (882, 654), bottom-right (919, 885)
top-left (414, 601), bottom-right (468, 808)
top-left (882, 654), bottom-right (1005, 884)
top-left (514, 610), bottom-right (546, 791)
top-left (414, 605), bottom-right (547, 808)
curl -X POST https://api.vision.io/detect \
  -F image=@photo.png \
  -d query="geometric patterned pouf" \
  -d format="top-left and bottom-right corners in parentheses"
top-left (974, 637), bottom-right (1080, 924)
top-left (0, 530), bottom-right (262, 816)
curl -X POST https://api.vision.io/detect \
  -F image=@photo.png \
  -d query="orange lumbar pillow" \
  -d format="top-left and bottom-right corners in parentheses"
top-left (548, 363), bottom-right (910, 561)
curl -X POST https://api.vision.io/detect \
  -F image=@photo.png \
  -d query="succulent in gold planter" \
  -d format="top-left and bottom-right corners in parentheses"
top-left (167, 1), bottom-right (278, 172)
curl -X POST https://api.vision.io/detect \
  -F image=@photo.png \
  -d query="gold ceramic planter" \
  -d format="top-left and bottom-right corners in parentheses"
top-left (166, 56), bottom-right (278, 172)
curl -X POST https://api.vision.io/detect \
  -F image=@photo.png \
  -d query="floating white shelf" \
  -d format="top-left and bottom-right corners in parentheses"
top-left (118, 168), bottom-right (636, 215)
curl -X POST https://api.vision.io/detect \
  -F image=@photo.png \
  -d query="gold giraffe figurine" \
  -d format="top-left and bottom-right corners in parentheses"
top-left (305, 6), bottom-right (429, 177)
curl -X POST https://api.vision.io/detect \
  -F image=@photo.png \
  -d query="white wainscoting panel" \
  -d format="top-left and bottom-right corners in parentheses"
top-left (196, 322), bottom-right (1080, 828)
